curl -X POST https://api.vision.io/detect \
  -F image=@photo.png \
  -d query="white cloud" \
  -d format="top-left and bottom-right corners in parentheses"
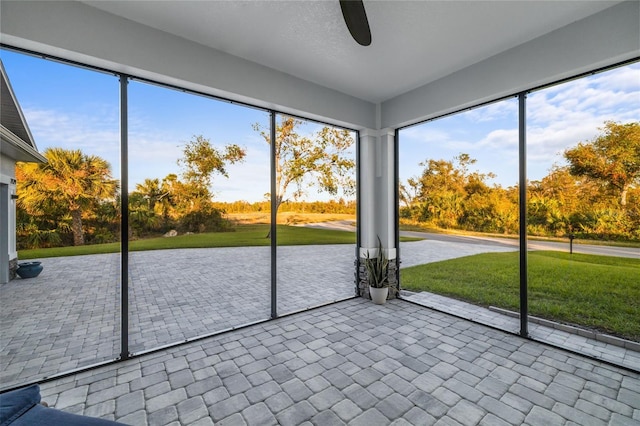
top-left (401, 125), bottom-right (485, 156)
top-left (460, 98), bottom-right (518, 123)
top-left (477, 128), bottom-right (518, 150)
top-left (529, 65), bottom-right (639, 125)
top-left (525, 66), bottom-right (639, 172)
top-left (401, 126), bottom-right (452, 145)
top-left (589, 63), bottom-right (640, 92)
top-left (24, 107), bottom-right (119, 153)
top-left (214, 161), bottom-right (270, 202)
top-left (22, 106), bottom-right (122, 180)
top-left (399, 63), bottom-right (639, 186)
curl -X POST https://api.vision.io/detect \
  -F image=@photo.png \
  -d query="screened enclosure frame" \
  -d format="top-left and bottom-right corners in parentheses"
top-left (1, 43), bottom-right (638, 390)
top-left (0, 44), bottom-right (361, 390)
top-left (395, 56), bottom-right (640, 344)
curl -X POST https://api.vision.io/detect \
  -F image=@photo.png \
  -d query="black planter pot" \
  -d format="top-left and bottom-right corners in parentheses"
top-left (17, 261), bottom-right (43, 279)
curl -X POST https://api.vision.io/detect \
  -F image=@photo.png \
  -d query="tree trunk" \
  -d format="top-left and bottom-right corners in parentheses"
top-left (621, 185), bottom-right (628, 208)
top-left (265, 195), bottom-right (284, 238)
top-left (274, 195), bottom-right (283, 216)
top-left (71, 209), bottom-right (85, 246)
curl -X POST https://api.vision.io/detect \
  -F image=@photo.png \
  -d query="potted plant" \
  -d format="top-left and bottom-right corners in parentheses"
top-left (363, 236), bottom-right (391, 304)
top-left (16, 261), bottom-right (43, 279)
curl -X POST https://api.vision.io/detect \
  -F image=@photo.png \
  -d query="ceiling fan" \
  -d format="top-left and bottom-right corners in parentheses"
top-left (339, 0), bottom-right (371, 46)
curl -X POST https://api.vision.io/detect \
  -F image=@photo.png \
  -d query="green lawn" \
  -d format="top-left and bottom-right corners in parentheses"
top-left (401, 251), bottom-right (640, 342)
top-left (19, 224), bottom-right (422, 259)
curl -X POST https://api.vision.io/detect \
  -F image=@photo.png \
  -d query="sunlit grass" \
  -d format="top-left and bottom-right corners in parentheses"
top-left (228, 212), bottom-right (355, 225)
top-left (19, 224), bottom-right (421, 259)
top-left (401, 251), bottom-right (640, 341)
top-left (18, 225), bottom-right (345, 258)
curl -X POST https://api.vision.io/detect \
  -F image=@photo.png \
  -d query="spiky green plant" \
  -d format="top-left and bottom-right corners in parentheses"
top-left (364, 236), bottom-right (389, 288)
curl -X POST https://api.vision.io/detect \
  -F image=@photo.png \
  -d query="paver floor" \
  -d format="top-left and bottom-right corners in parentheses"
top-left (1, 240), bottom-right (515, 389)
top-left (403, 292), bottom-right (640, 372)
top-left (0, 244), bottom-right (357, 389)
top-left (36, 298), bottom-right (640, 425)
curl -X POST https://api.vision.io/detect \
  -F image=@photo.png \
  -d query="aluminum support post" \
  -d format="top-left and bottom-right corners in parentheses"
top-left (120, 75), bottom-right (130, 360)
top-left (518, 93), bottom-right (529, 338)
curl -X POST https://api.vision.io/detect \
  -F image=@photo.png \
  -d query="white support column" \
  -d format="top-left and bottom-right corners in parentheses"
top-left (8, 181), bottom-right (17, 264)
top-left (380, 128), bottom-right (396, 260)
top-left (0, 181), bottom-right (9, 284)
top-left (359, 129), bottom-right (377, 252)
top-left (357, 128), bottom-right (398, 298)
top-left (359, 128), bottom-right (397, 255)
top-left (1, 172), bottom-right (18, 284)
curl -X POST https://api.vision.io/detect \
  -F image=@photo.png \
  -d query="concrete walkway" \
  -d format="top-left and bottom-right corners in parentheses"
top-left (36, 298), bottom-right (640, 425)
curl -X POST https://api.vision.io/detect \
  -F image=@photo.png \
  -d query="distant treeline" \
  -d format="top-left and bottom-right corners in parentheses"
top-left (400, 165), bottom-right (640, 242)
top-left (400, 122), bottom-right (640, 242)
top-left (212, 199), bottom-right (356, 215)
top-left (15, 122), bottom-right (639, 249)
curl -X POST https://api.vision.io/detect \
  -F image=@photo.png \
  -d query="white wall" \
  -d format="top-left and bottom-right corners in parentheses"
top-left (381, 1), bottom-right (640, 129)
top-left (0, 155), bottom-right (15, 179)
top-left (7, 182), bottom-right (17, 262)
top-left (0, 157), bottom-right (17, 284)
top-left (0, 182), bottom-right (8, 284)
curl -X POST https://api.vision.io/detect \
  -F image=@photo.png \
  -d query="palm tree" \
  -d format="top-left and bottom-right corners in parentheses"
top-left (135, 178), bottom-right (166, 212)
top-left (16, 147), bottom-right (118, 246)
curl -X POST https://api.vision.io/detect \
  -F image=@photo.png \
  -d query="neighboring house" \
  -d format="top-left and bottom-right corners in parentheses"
top-left (0, 60), bottom-right (46, 284)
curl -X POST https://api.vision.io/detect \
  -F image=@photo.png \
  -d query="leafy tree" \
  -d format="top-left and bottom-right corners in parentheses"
top-left (402, 154), bottom-right (495, 228)
top-left (527, 166), bottom-right (606, 237)
top-left (178, 135), bottom-right (246, 196)
top-left (16, 148), bottom-right (118, 246)
top-left (253, 116), bottom-right (355, 213)
top-left (397, 132), bottom-right (640, 241)
top-left (15, 206), bottom-right (65, 249)
top-left (406, 154), bottom-right (493, 200)
top-left (129, 192), bottom-right (161, 237)
top-left (128, 178), bottom-right (171, 236)
top-left (85, 198), bottom-right (120, 244)
top-left (128, 136), bottom-right (245, 236)
top-left (462, 189), bottom-right (518, 234)
top-left (564, 121), bottom-right (640, 207)
top-left (135, 178), bottom-right (166, 213)
top-left (172, 136), bottom-right (246, 229)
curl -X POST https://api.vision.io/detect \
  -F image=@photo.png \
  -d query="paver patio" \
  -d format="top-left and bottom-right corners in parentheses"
top-left (35, 298), bottom-right (640, 425)
top-left (1, 240), bottom-right (516, 389)
top-left (2, 240), bottom-right (638, 385)
top-left (2, 239), bottom-right (639, 425)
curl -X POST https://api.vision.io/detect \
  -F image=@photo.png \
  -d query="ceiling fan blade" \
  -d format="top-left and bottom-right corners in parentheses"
top-left (339, 0), bottom-right (371, 46)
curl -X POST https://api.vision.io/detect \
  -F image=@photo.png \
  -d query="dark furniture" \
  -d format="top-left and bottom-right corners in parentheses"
top-left (1, 384), bottom-right (127, 425)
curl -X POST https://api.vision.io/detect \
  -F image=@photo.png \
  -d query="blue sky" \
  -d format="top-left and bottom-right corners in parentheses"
top-left (2, 49), bottom-right (638, 202)
top-left (1, 49), bottom-right (335, 203)
top-left (399, 62), bottom-right (640, 188)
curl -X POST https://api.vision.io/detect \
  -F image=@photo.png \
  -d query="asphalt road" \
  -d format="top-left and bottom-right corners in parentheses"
top-left (401, 230), bottom-right (640, 259)
top-left (301, 221), bottom-right (640, 259)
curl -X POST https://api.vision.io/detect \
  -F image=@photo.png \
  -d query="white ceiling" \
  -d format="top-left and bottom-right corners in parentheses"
top-left (82, 0), bottom-right (620, 104)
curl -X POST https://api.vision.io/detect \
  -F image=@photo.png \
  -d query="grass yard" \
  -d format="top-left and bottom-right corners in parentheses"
top-left (19, 224), bottom-right (422, 259)
top-left (401, 251), bottom-right (640, 342)
top-left (18, 225), bottom-right (353, 259)
top-left (227, 212), bottom-right (355, 225)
